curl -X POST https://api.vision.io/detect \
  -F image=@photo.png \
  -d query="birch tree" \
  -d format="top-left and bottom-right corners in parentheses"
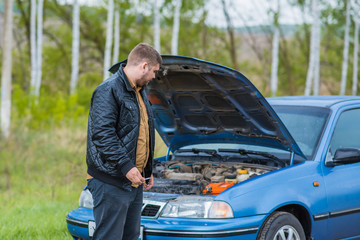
top-left (154, 0), bottom-right (161, 53)
top-left (340, 0), bottom-right (351, 95)
top-left (305, 0), bottom-right (321, 96)
top-left (171, 0), bottom-right (182, 55)
top-left (70, 0), bottom-right (80, 95)
top-left (112, 8), bottom-right (120, 64)
top-left (1, 0), bottom-right (14, 138)
top-left (351, 0), bottom-right (360, 95)
top-left (313, 3), bottom-right (321, 96)
top-left (35, 0), bottom-right (44, 98)
top-left (30, 0), bottom-right (37, 97)
top-left (103, 0), bottom-right (114, 80)
top-left (270, 0), bottom-right (280, 97)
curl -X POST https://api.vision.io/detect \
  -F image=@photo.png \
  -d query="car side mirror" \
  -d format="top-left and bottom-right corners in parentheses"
top-left (326, 148), bottom-right (360, 167)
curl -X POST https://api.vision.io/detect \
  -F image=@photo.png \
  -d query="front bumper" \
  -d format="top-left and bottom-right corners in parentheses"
top-left (144, 227), bottom-right (258, 239)
top-left (66, 216), bottom-right (90, 240)
top-left (66, 207), bottom-right (94, 240)
top-left (66, 207), bottom-right (267, 240)
top-left (140, 216), bottom-right (264, 240)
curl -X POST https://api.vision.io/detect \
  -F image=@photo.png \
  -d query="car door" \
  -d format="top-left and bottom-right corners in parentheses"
top-left (322, 108), bottom-right (360, 239)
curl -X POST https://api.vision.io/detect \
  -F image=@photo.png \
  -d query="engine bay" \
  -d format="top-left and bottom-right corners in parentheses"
top-left (149, 158), bottom-right (278, 195)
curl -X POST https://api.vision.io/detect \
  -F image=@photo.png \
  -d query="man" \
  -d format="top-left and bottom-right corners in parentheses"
top-left (86, 43), bottom-right (162, 239)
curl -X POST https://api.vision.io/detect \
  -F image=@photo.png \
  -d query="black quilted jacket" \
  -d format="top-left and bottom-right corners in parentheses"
top-left (86, 64), bottom-right (155, 191)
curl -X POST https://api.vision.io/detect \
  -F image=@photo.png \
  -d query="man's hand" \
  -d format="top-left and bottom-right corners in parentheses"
top-left (143, 175), bottom-right (154, 190)
top-left (125, 167), bottom-right (145, 186)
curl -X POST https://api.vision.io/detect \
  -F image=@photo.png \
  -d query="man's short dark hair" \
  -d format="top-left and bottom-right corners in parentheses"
top-left (127, 43), bottom-right (162, 68)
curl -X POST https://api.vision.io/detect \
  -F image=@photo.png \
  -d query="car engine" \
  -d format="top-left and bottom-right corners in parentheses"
top-left (149, 159), bottom-right (278, 195)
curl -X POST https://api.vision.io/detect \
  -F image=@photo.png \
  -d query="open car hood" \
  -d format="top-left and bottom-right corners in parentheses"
top-left (110, 56), bottom-right (306, 159)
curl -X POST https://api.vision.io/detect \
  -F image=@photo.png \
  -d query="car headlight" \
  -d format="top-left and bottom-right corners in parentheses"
top-left (160, 196), bottom-right (233, 218)
top-left (79, 189), bottom-right (94, 209)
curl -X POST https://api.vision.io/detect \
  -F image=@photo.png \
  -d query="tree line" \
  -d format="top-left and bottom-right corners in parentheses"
top-left (1, 0), bottom-right (360, 138)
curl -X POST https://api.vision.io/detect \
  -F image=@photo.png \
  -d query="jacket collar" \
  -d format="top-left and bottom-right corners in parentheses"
top-left (117, 64), bottom-right (146, 95)
top-left (117, 63), bottom-right (135, 93)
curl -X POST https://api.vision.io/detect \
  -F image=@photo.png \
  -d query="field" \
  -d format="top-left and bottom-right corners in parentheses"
top-left (0, 117), bottom-right (167, 239)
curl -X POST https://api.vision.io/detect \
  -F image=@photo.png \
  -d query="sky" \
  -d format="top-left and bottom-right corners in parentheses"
top-left (59, 0), bottom-right (315, 27)
top-left (206, 0), bottom-right (312, 27)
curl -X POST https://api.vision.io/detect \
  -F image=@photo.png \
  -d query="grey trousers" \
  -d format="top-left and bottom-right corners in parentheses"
top-left (87, 178), bottom-right (143, 240)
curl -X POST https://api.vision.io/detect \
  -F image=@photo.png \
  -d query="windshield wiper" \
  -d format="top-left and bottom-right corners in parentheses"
top-left (218, 148), bottom-right (286, 167)
top-left (176, 148), bottom-right (222, 160)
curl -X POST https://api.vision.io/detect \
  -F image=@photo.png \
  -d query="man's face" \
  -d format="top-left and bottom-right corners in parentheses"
top-left (137, 63), bottom-right (160, 87)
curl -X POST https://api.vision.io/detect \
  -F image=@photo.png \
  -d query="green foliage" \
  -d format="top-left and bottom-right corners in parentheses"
top-left (8, 0), bottom-right (360, 99)
top-left (11, 84), bottom-right (90, 130)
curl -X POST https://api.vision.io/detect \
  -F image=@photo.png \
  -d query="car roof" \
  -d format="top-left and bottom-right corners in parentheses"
top-left (267, 96), bottom-right (360, 108)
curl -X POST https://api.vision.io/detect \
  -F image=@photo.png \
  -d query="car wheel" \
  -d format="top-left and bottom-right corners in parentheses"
top-left (257, 211), bottom-right (306, 240)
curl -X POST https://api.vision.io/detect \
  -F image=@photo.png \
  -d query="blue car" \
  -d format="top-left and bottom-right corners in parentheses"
top-left (66, 56), bottom-right (360, 240)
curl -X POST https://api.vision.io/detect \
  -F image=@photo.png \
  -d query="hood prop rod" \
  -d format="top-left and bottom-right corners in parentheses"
top-left (290, 151), bottom-right (295, 166)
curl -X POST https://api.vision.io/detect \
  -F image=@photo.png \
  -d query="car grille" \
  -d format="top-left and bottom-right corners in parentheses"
top-left (142, 204), bottom-right (160, 216)
top-left (141, 200), bottom-right (167, 218)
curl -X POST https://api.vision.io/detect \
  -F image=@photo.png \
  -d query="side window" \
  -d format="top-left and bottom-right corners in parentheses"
top-left (329, 108), bottom-right (360, 156)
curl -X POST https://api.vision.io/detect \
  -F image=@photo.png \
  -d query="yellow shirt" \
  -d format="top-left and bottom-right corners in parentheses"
top-left (129, 80), bottom-right (150, 175)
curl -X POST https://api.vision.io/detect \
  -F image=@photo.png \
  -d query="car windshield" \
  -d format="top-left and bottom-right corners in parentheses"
top-left (178, 106), bottom-right (330, 161)
top-left (272, 105), bottom-right (330, 159)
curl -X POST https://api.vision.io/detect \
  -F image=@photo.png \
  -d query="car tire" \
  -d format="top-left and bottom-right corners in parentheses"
top-left (257, 211), bottom-right (306, 240)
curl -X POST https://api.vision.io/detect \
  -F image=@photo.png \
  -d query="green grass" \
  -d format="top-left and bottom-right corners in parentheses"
top-left (0, 117), bottom-right (167, 239)
top-left (0, 120), bottom-right (87, 239)
top-left (0, 191), bottom-right (79, 239)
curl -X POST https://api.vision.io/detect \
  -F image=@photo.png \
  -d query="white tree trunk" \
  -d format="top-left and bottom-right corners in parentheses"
top-left (270, 0), bottom-right (280, 97)
top-left (112, 9), bottom-right (120, 64)
top-left (171, 0), bottom-right (182, 55)
top-left (1, 0), bottom-right (13, 138)
top-left (340, 0), bottom-right (351, 95)
top-left (352, 0), bottom-right (360, 95)
top-left (154, 0), bottom-right (161, 53)
top-left (70, 0), bottom-right (80, 95)
top-left (30, 0), bottom-right (37, 96)
top-left (35, 0), bottom-right (44, 98)
top-left (353, 19), bottom-right (359, 95)
top-left (305, 0), bottom-right (320, 96)
top-left (270, 26), bottom-right (279, 97)
top-left (103, 0), bottom-right (114, 80)
top-left (313, 8), bottom-right (321, 96)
